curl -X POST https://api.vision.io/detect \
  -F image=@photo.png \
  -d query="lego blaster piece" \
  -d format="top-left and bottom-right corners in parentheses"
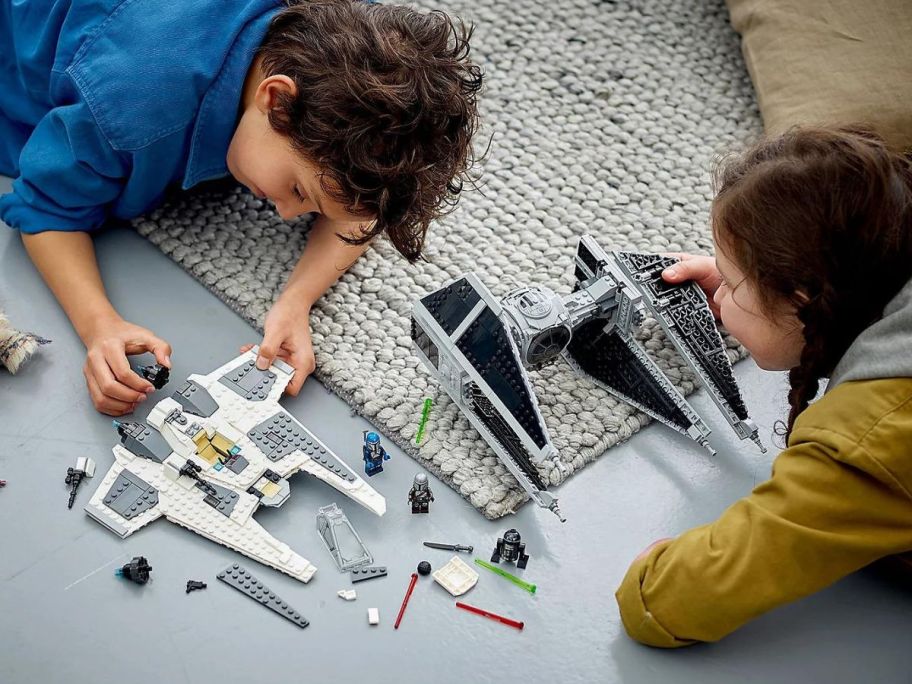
top-left (611, 250), bottom-right (764, 452)
top-left (412, 274), bottom-right (565, 521)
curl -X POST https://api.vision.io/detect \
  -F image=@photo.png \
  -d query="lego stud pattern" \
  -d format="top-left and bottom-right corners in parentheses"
top-left (218, 360), bottom-right (277, 402)
top-left (350, 566), bottom-right (387, 583)
top-left (217, 563), bottom-right (309, 628)
top-left (135, 0), bottom-right (755, 518)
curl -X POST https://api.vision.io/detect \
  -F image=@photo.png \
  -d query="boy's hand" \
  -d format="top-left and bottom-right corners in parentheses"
top-left (241, 297), bottom-right (315, 397)
top-left (661, 253), bottom-right (723, 319)
top-left (83, 316), bottom-right (172, 416)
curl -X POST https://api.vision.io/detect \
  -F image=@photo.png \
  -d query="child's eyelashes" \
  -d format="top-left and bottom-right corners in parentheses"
top-left (293, 185), bottom-right (306, 203)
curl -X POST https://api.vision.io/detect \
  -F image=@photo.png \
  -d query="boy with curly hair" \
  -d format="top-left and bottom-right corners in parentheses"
top-left (0, 0), bottom-right (482, 415)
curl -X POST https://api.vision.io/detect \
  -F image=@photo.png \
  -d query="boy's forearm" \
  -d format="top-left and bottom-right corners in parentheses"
top-left (281, 215), bottom-right (372, 307)
top-left (21, 231), bottom-right (119, 343)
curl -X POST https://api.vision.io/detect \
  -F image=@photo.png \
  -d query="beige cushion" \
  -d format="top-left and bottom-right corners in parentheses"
top-left (725, 0), bottom-right (912, 152)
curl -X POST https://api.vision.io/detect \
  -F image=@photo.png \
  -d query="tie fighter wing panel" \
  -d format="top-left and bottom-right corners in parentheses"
top-left (412, 274), bottom-right (564, 520)
top-left (613, 252), bottom-right (762, 448)
top-left (562, 318), bottom-right (712, 448)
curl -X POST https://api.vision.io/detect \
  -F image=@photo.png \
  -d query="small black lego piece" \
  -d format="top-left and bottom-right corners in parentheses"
top-left (417, 561), bottom-right (432, 576)
top-left (186, 580), bottom-right (207, 594)
top-left (116, 556), bottom-right (153, 584)
top-left (491, 528), bottom-right (530, 569)
top-left (64, 457), bottom-right (95, 509)
top-left (408, 472), bottom-right (434, 514)
top-left (138, 363), bottom-right (170, 390)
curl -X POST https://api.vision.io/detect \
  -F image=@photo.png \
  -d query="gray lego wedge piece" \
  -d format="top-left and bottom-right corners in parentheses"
top-left (84, 505), bottom-right (130, 538)
top-left (225, 454), bottom-right (249, 474)
top-left (350, 566), bottom-right (388, 583)
top-left (218, 360), bottom-right (276, 402)
top-left (102, 470), bottom-right (159, 520)
top-left (248, 413), bottom-right (356, 481)
top-left (216, 563), bottom-right (309, 628)
top-left (119, 422), bottom-right (172, 463)
top-left (199, 480), bottom-right (240, 517)
top-left (171, 380), bottom-right (219, 418)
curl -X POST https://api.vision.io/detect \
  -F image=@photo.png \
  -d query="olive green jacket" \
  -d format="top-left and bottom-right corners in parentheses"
top-left (616, 277), bottom-right (912, 647)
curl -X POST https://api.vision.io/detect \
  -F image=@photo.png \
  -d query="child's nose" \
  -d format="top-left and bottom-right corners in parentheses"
top-left (275, 202), bottom-right (300, 221)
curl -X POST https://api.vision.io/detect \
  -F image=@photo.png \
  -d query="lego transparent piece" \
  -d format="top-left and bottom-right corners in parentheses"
top-left (316, 503), bottom-right (373, 572)
top-left (432, 556), bottom-right (479, 596)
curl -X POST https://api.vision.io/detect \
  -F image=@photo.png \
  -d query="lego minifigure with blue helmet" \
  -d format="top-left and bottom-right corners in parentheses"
top-left (362, 430), bottom-right (390, 477)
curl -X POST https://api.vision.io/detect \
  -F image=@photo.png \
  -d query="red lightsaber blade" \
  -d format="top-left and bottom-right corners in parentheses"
top-left (394, 572), bottom-right (419, 629)
top-left (456, 601), bottom-right (524, 630)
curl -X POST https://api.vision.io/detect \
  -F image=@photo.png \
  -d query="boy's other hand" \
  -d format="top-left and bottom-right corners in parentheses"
top-left (83, 316), bottom-right (172, 416)
top-left (661, 253), bottom-right (722, 320)
top-left (241, 297), bottom-right (315, 397)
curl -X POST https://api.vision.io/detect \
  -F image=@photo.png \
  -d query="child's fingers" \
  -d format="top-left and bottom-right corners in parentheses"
top-left (84, 365), bottom-right (139, 416)
top-left (123, 331), bottom-right (172, 368)
top-left (256, 335), bottom-right (281, 370)
top-left (662, 256), bottom-right (721, 287)
top-left (106, 346), bottom-right (155, 395)
top-left (149, 338), bottom-right (172, 369)
top-left (86, 349), bottom-right (148, 403)
top-left (285, 354), bottom-right (316, 396)
top-left (239, 343), bottom-right (255, 353)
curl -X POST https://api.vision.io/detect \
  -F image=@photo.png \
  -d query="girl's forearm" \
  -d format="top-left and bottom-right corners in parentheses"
top-left (21, 230), bottom-right (119, 343)
top-left (282, 215), bottom-right (372, 308)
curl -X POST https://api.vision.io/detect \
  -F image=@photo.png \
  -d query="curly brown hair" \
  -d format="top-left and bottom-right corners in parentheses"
top-left (710, 126), bottom-right (912, 441)
top-left (256, 0), bottom-right (483, 262)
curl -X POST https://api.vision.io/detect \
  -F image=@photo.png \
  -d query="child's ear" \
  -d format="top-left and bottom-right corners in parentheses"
top-left (254, 74), bottom-right (297, 113)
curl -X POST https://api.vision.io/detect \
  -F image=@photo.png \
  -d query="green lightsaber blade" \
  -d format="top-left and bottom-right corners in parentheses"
top-left (474, 558), bottom-right (537, 594)
top-left (415, 397), bottom-right (433, 444)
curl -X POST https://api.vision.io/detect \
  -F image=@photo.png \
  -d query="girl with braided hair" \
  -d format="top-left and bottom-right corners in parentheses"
top-left (616, 126), bottom-right (912, 647)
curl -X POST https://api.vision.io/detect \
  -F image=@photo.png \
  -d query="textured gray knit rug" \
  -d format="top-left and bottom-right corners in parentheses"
top-left (135, 0), bottom-right (761, 519)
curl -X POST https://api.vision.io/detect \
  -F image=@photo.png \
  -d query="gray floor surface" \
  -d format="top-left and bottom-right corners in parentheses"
top-left (1, 177), bottom-right (910, 684)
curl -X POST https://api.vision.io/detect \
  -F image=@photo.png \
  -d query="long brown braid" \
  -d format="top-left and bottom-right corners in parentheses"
top-left (710, 126), bottom-right (912, 441)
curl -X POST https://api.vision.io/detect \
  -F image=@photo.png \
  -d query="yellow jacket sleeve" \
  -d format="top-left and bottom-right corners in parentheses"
top-left (616, 418), bottom-right (912, 647)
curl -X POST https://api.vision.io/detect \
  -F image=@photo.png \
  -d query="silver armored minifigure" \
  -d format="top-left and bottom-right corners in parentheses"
top-left (411, 235), bottom-right (765, 521)
top-left (408, 472), bottom-right (434, 514)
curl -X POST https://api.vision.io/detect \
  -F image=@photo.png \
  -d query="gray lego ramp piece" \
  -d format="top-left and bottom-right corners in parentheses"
top-left (119, 422), bottom-right (172, 463)
top-left (216, 563), bottom-right (309, 628)
top-left (102, 470), bottom-right (159, 520)
top-left (171, 380), bottom-right (219, 417)
top-left (247, 413), bottom-right (356, 482)
top-left (218, 360), bottom-right (277, 402)
top-left (224, 454), bottom-right (249, 474)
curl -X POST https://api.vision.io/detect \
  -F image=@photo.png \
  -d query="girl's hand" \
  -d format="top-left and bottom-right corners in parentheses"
top-left (242, 296), bottom-right (315, 397)
top-left (82, 316), bottom-right (172, 416)
top-left (661, 253), bottom-right (723, 319)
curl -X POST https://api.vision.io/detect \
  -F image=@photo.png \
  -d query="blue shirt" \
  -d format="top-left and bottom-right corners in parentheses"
top-left (0, 0), bottom-right (281, 233)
